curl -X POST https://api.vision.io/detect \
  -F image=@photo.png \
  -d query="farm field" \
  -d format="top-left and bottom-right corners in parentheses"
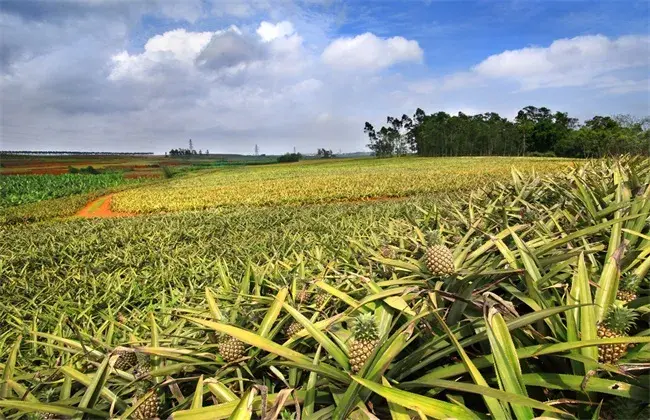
top-left (112, 156), bottom-right (574, 213)
top-left (0, 156), bottom-right (649, 419)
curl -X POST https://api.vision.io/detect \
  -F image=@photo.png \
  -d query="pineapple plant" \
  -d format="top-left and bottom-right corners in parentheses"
top-left (217, 335), bottom-right (246, 362)
top-left (617, 273), bottom-right (640, 304)
top-left (113, 350), bottom-right (137, 371)
top-left (597, 306), bottom-right (638, 364)
top-left (348, 313), bottom-right (380, 373)
top-left (424, 231), bottom-right (455, 277)
top-left (134, 389), bottom-right (161, 419)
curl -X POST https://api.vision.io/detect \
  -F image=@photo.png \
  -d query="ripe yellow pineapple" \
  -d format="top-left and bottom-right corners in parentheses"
top-left (597, 306), bottom-right (638, 364)
top-left (217, 335), bottom-right (246, 362)
top-left (616, 273), bottom-right (640, 304)
top-left (134, 389), bottom-right (161, 419)
top-left (114, 350), bottom-right (137, 371)
top-left (349, 313), bottom-right (379, 373)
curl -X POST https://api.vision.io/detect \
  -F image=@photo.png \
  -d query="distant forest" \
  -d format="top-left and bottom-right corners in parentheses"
top-left (364, 106), bottom-right (650, 158)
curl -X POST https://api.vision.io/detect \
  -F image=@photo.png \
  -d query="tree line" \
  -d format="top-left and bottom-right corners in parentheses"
top-left (364, 106), bottom-right (650, 158)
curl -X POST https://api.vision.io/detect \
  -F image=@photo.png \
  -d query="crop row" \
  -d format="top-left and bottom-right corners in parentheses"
top-left (0, 173), bottom-right (139, 208)
top-left (111, 156), bottom-right (574, 213)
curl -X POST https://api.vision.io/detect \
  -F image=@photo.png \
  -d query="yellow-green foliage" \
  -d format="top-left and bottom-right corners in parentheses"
top-left (112, 157), bottom-right (573, 213)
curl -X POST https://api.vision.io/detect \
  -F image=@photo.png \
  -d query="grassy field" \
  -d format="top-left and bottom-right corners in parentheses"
top-left (112, 156), bottom-right (574, 213)
top-left (1, 156), bottom-right (649, 420)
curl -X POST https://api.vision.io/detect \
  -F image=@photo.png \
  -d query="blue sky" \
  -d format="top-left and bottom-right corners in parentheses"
top-left (1, 0), bottom-right (648, 154)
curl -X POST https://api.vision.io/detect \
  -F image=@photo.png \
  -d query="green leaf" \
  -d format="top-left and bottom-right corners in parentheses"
top-left (229, 387), bottom-right (257, 420)
top-left (205, 287), bottom-right (223, 321)
top-left (521, 373), bottom-right (649, 401)
top-left (0, 401), bottom-right (106, 419)
top-left (406, 377), bottom-right (568, 416)
top-left (485, 308), bottom-right (533, 420)
top-left (185, 316), bottom-right (349, 384)
top-left (283, 302), bottom-right (349, 370)
top-left (381, 377), bottom-right (411, 420)
top-left (351, 376), bottom-right (479, 420)
top-left (78, 355), bottom-right (112, 412)
top-left (431, 311), bottom-right (510, 419)
top-left (191, 375), bottom-right (205, 409)
top-left (0, 335), bottom-right (21, 399)
top-left (59, 366), bottom-right (127, 411)
top-left (257, 287), bottom-right (287, 338)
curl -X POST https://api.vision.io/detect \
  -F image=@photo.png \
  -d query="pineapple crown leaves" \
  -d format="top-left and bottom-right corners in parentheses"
top-left (603, 306), bottom-right (638, 334)
top-left (426, 229), bottom-right (444, 246)
top-left (620, 273), bottom-right (641, 292)
top-left (352, 313), bottom-right (379, 341)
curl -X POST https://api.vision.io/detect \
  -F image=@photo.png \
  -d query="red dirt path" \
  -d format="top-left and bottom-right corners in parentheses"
top-left (76, 194), bottom-right (136, 218)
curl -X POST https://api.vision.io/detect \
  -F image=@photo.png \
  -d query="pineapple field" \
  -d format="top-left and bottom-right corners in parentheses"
top-left (1, 156), bottom-right (649, 420)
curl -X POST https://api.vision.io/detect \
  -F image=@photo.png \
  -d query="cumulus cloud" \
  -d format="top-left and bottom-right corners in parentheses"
top-left (321, 33), bottom-right (423, 71)
top-left (473, 34), bottom-right (650, 91)
top-left (257, 21), bottom-right (295, 42)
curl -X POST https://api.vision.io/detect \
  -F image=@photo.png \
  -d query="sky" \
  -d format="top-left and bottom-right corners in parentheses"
top-left (0, 0), bottom-right (648, 155)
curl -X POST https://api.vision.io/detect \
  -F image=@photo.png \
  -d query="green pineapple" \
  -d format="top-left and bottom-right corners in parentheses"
top-left (424, 231), bottom-right (455, 277)
top-left (349, 313), bottom-right (379, 373)
top-left (217, 335), bottom-right (246, 362)
top-left (285, 320), bottom-right (303, 337)
top-left (312, 290), bottom-right (328, 307)
top-left (134, 354), bottom-right (151, 377)
top-left (114, 350), bottom-right (137, 371)
top-left (134, 389), bottom-right (161, 419)
top-left (617, 273), bottom-right (640, 304)
top-left (597, 306), bottom-right (638, 364)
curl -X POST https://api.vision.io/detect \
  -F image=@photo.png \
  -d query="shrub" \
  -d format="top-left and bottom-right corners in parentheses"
top-left (277, 153), bottom-right (302, 163)
top-left (161, 166), bottom-right (174, 179)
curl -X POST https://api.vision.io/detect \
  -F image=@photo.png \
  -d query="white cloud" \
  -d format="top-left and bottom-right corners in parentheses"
top-left (473, 34), bottom-right (650, 91)
top-left (321, 32), bottom-right (423, 71)
top-left (257, 21), bottom-right (295, 42)
top-left (109, 29), bottom-right (214, 81)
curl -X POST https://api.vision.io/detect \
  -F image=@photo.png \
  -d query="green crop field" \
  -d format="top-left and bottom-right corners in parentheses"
top-left (1, 156), bottom-right (649, 420)
top-left (0, 173), bottom-right (141, 209)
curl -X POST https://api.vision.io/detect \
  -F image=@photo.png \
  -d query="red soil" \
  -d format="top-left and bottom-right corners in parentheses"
top-left (76, 194), bottom-right (136, 218)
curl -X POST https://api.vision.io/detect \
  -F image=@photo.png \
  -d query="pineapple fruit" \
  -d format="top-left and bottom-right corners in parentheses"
top-left (617, 273), bottom-right (639, 304)
top-left (217, 335), bottom-right (246, 362)
top-left (134, 354), bottom-right (151, 377)
top-left (349, 313), bottom-right (379, 373)
top-left (312, 290), bottom-right (328, 307)
top-left (597, 306), bottom-right (638, 364)
top-left (134, 389), bottom-right (161, 419)
top-left (114, 350), bottom-right (137, 371)
top-left (424, 231), bottom-right (455, 276)
top-left (285, 320), bottom-right (303, 337)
